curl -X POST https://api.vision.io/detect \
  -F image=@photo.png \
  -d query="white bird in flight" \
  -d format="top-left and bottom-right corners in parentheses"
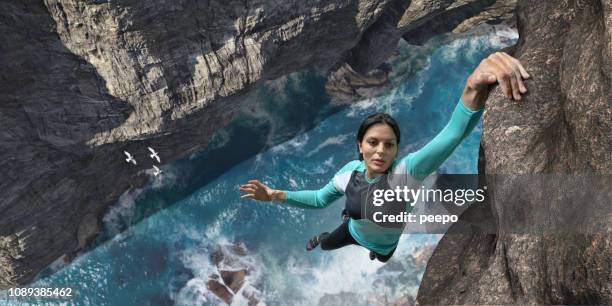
top-left (148, 147), bottom-right (161, 163)
top-left (152, 165), bottom-right (162, 176)
top-left (124, 151), bottom-right (137, 165)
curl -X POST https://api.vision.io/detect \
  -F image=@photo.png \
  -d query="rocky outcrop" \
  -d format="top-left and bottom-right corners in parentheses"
top-left (0, 0), bottom-right (515, 288)
top-left (205, 243), bottom-right (259, 305)
top-left (330, 0), bottom-right (516, 102)
top-left (401, 0), bottom-right (516, 45)
top-left (417, 0), bottom-right (611, 305)
top-left (349, 0), bottom-right (516, 74)
top-left (325, 63), bottom-right (391, 103)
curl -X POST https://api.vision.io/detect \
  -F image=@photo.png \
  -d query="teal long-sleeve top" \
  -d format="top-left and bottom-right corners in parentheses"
top-left (281, 99), bottom-right (483, 254)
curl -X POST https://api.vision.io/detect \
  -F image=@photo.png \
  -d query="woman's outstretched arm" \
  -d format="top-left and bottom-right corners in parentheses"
top-left (239, 179), bottom-right (343, 209)
top-left (282, 181), bottom-right (344, 208)
top-left (401, 52), bottom-right (530, 180)
top-left (240, 161), bottom-right (361, 208)
top-left (402, 99), bottom-right (483, 181)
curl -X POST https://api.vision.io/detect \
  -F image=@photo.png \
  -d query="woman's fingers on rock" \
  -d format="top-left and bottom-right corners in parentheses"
top-left (494, 53), bottom-right (517, 99)
top-left (485, 73), bottom-right (497, 83)
top-left (499, 52), bottom-right (529, 94)
top-left (500, 52), bottom-right (530, 79)
top-left (491, 53), bottom-right (520, 100)
top-left (472, 72), bottom-right (496, 87)
top-left (508, 70), bottom-right (521, 100)
top-left (490, 63), bottom-right (512, 98)
top-left (501, 54), bottom-right (527, 96)
top-left (517, 63), bottom-right (530, 79)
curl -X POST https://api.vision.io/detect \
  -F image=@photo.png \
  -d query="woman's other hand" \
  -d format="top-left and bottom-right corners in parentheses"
top-left (462, 52), bottom-right (530, 110)
top-left (239, 180), bottom-right (284, 202)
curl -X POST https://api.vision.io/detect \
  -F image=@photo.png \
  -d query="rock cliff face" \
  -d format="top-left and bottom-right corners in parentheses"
top-left (417, 0), bottom-right (611, 305)
top-left (0, 0), bottom-right (515, 288)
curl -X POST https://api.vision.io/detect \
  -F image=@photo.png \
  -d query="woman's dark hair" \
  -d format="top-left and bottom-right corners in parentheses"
top-left (356, 113), bottom-right (401, 161)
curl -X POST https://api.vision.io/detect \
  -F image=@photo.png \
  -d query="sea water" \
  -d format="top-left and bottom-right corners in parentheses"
top-left (4, 25), bottom-right (517, 306)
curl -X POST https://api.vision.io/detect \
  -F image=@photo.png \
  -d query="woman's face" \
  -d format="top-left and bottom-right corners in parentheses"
top-left (358, 123), bottom-right (398, 177)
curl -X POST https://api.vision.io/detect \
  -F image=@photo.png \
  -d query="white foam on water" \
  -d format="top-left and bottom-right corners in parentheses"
top-left (205, 207), bottom-right (239, 239)
top-left (302, 247), bottom-right (383, 300)
top-left (269, 133), bottom-right (309, 155)
top-left (252, 234), bottom-right (443, 304)
top-left (149, 164), bottom-right (179, 189)
top-left (346, 59), bottom-right (430, 119)
top-left (174, 237), bottom-right (266, 306)
top-left (102, 188), bottom-right (145, 236)
top-left (305, 134), bottom-right (350, 157)
top-left (323, 157), bottom-right (335, 169)
top-left (174, 278), bottom-right (212, 306)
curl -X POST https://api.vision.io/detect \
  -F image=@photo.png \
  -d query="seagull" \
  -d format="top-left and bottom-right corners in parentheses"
top-left (148, 147), bottom-right (161, 163)
top-left (152, 165), bottom-right (162, 176)
top-left (124, 151), bottom-right (137, 165)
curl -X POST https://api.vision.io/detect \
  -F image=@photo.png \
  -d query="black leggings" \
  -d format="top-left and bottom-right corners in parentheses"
top-left (318, 220), bottom-right (396, 263)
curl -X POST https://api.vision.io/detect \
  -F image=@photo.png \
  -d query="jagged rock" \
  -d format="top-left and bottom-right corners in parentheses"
top-left (348, 0), bottom-right (517, 74)
top-left (242, 289), bottom-right (260, 306)
top-left (206, 279), bottom-right (234, 305)
top-left (417, 0), bottom-right (611, 305)
top-left (330, 0), bottom-right (516, 100)
top-left (219, 269), bottom-right (247, 293)
top-left (325, 63), bottom-right (390, 103)
top-left (231, 243), bottom-right (248, 256)
top-left (0, 0), bottom-right (518, 288)
top-left (412, 244), bottom-right (435, 268)
top-left (205, 243), bottom-right (260, 303)
top-left (401, 0), bottom-right (517, 45)
top-left (209, 247), bottom-right (225, 266)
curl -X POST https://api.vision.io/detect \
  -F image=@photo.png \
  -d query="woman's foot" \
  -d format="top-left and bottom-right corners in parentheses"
top-left (369, 251), bottom-right (376, 261)
top-left (306, 235), bottom-right (320, 251)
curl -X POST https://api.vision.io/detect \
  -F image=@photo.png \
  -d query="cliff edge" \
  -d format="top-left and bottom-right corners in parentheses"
top-left (417, 0), bottom-right (611, 304)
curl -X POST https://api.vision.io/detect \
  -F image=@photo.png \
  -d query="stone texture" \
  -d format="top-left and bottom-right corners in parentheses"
top-left (0, 0), bottom-right (515, 288)
top-left (219, 269), bottom-right (247, 293)
top-left (206, 279), bottom-right (234, 305)
top-left (332, 0), bottom-right (516, 102)
top-left (325, 63), bottom-right (390, 103)
top-left (206, 242), bottom-right (259, 304)
top-left (417, 0), bottom-right (611, 304)
top-left (401, 0), bottom-right (516, 45)
top-left (349, 0), bottom-right (517, 73)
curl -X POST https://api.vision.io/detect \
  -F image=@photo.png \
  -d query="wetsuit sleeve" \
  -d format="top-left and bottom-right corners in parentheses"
top-left (283, 181), bottom-right (343, 209)
top-left (401, 98), bottom-right (483, 181)
top-left (282, 160), bottom-right (360, 209)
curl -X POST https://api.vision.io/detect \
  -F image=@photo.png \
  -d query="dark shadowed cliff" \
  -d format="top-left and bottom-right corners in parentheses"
top-left (417, 0), bottom-right (611, 304)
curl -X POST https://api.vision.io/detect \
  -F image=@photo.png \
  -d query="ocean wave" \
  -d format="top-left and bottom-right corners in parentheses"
top-left (102, 188), bottom-right (145, 236)
top-left (305, 134), bottom-right (350, 158)
top-left (269, 132), bottom-right (310, 155)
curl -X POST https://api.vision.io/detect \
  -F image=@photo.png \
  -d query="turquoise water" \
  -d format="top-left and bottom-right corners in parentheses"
top-left (2, 26), bottom-right (517, 306)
